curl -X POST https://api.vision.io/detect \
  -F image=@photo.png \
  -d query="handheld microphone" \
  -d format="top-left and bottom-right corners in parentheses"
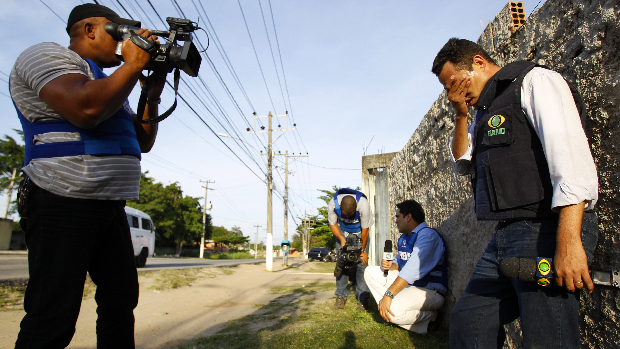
top-left (499, 257), bottom-right (554, 286)
top-left (383, 240), bottom-right (393, 277)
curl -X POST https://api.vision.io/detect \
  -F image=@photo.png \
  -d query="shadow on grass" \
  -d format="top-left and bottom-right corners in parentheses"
top-left (177, 280), bottom-right (449, 349)
top-left (338, 330), bottom-right (358, 349)
top-left (177, 282), bottom-right (331, 349)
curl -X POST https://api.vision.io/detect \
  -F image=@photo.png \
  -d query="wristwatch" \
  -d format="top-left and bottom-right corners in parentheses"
top-left (384, 290), bottom-right (394, 299)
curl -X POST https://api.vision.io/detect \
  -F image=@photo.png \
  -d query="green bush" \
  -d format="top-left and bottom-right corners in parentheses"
top-left (204, 252), bottom-right (254, 260)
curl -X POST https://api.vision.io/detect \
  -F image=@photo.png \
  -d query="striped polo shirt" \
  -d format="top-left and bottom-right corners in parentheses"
top-left (10, 42), bottom-right (141, 200)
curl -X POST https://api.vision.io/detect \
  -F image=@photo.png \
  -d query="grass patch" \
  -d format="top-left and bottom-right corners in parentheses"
top-left (204, 252), bottom-right (254, 260)
top-left (220, 267), bottom-right (238, 276)
top-left (268, 282), bottom-right (334, 295)
top-left (82, 278), bottom-right (96, 299)
top-left (0, 283), bottom-right (27, 311)
top-left (0, 267), bottom-right (222, 311)
top-left (1, 277), bottom-right (97, 311)
top-left (145, 268), bottom-right (215, 291)
top-left (178, 283), bottom-right (449, 349)
top-left (305, 261), bottom-right (337, 274)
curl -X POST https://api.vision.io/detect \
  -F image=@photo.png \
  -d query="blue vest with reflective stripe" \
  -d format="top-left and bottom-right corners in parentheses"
top-left (333, 188), bottom-right (366, 233)
top-left (15, 58), bottom-right (141, 166)
top-left (397, 227), bottom-right (448, 289)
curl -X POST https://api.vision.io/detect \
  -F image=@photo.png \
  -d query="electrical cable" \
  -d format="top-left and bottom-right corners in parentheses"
top-left (115, 0), bottom-right (135, 19)
top-left (39, 0), bottom-right (66, 24)
top-left (257, 0), bottom-right (287, 116)
top-left (193, 0), bottom-right (257, 114)
top-left (300, 161), bottom-right (361, 171)
top-left (237, 0), bottom-right (278, 116)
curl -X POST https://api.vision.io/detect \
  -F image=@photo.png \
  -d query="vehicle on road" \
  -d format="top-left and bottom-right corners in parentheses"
top-left (308, 247), bottom-right (335, 262)
top-left (125, 206), bottom-right (155, 268)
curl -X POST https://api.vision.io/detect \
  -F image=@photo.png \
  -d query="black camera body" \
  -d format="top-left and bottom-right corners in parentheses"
top-left (334, 233), bottom-right (363, 277)
top-left (104, 17), bottom-right (201, 77)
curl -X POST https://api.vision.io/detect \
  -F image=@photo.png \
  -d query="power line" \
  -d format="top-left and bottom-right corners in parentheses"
top-left (257, 0), bottom-right (287, 115)
top-left (39, 0), bottom-right (66, 24)
top-left (237, 0), bottom-right (278, 115)
top-left (193, 0), bottom-right (257, 113)
top-left (131, 0), bottom-right (267, 178)
top-left (301, 161), bottom-right (361, 171)
top-left (114, 0), bottom-right (135, 19)
top-left (172, 84), bottom-right (267, 184)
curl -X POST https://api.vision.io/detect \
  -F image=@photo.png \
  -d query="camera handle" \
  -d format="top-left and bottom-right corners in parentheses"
top-left (136, 68), bottom-right (180, 124)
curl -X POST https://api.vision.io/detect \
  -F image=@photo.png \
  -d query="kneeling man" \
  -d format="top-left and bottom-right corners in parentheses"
top-left (364, 200), bottom-right (447, 334)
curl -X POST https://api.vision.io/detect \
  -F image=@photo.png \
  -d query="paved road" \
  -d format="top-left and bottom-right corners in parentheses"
top-left (0, 252), bottom-right (29, 281)
top-left (0, 251), bottom-right (296, 281)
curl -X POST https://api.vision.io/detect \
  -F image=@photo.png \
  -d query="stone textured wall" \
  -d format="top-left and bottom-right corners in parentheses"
top-left (386, 0), bottom-right (619, 347)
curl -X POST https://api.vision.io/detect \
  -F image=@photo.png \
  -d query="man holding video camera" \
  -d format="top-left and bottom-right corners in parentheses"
top-left (11, 4), bottom-right (167, 348)
top-left (364, 200), bottom-right (446, 334)
top-left (328, 188), bottom-right (373, 311)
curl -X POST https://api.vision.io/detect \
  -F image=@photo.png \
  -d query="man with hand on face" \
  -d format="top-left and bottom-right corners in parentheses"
top-left (432, 38), bottom-right (598, 348)
top-left (364, 200), bottom-right (446, 334)
top-left (11, 3), bottom-right (167, 348)
top-left (328, 188), bottom-right (373, 311)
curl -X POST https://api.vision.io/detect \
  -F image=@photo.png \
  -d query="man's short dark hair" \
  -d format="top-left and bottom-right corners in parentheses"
top-left (396, 200), bottom-right (425, 224)
top-left (431, 38), bottom-right (497, 76)
top-left (341, 196), bottom-right (357, 215)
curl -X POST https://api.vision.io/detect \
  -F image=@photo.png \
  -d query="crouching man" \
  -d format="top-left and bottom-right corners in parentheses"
top-left (364, 200), bottom-right (447, 334)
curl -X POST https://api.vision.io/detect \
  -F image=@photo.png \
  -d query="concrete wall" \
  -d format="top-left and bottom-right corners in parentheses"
top-left (385, 0), bottom-right (619, 347)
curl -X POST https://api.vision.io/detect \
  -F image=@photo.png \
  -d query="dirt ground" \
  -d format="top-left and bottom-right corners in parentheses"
top-left (0, 261), bottom-right (336, 349)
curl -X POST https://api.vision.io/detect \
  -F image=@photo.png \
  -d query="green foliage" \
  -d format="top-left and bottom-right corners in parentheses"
top-left (212, 225), bottom-right (250, 246)
top-left (204, 252), bottom-right (254, 260)
top-left (0, 130), bottom-right (25, 215)
top-left (0, 130), bottom-right (24, 187)
top-left (127, 172), bottom-right (208, 254)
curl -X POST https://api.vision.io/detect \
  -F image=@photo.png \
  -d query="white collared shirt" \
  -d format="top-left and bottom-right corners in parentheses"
top-left (450, 67), bottom-right (598, 211)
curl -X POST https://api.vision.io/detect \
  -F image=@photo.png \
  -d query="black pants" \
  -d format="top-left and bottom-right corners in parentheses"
top-left (15, 182), bottom-right (139, 349)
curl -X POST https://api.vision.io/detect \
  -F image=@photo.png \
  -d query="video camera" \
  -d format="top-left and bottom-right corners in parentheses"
top-left (104, 17), bottom-right (201, 77)
top-left (104, 17), bottom-right (204, 124)
top-left (334, 233), bottom-right (363, 277)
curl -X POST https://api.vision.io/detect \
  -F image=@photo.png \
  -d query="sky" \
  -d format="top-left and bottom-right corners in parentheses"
top-left (0, 0), bottom-right (546, 245)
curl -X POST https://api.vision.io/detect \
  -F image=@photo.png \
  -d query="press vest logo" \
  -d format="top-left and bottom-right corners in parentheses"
top-left (399, 251), bottom-right (411, 260)
top-left (487, 115), bottom-right (506, 136)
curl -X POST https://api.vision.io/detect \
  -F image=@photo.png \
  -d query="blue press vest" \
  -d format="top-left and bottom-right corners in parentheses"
top-left (333, 188), bottom-right (366, 233)
top-left (15, 58), bottom-right (141, 166)
top-left (397, 227), bottom-right (448, 290)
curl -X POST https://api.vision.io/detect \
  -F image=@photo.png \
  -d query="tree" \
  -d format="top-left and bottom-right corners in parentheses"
top-left (231, 225), bottom-right (243, 236)
top-left (0, 130), bottom-right (25, 215)
top-left (212, 225), bottom-right (250, 250)
top-left (127, 173), bottom-right (207, 255)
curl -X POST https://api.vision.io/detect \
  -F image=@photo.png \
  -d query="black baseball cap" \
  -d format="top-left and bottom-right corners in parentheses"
top-left (66, 3), bottom-right (141, 34)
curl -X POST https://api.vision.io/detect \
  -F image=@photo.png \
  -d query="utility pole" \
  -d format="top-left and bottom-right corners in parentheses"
top-left (199, 180), bottom-right (214, 259)
top-left (248, 112), bottom-right (294, 271)
top-left (266, 113), bottom-right (273, 271)
top-left (253, 224), bottom-right (261, 259)
top-left (300, 211), bottom-right (314, 260)
top-left (275, 151), bottom-right (307, 241)
top-left (2, 168), bottom-right (17, 219)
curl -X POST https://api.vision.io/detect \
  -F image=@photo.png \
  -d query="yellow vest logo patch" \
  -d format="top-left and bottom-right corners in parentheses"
top-left (488, 115), bottom-right (505, 128)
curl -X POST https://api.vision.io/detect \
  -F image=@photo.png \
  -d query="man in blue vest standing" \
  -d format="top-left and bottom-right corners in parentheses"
top-left (328, 188), bottom-right (373, 311)
top-left (364, 200), bottom-right (447, 334)
top-left (10, 4), bottom-right (167, 348)
top-left (433, 38), bottom-right (599, 348)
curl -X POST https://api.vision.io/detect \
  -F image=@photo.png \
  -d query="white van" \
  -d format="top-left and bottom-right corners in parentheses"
top-left (125, 206), bottom-right (155, 267)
